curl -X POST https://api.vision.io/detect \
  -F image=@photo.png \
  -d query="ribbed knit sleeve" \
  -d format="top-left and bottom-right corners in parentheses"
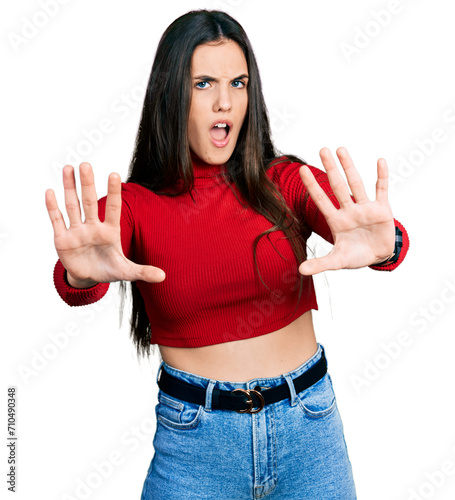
top-left (268, 159), bottom-right (337, 243)
top-left (53, 183), bottom-right (136, 307)
top-left (268, 159), bottom-right (409, 271)
top-left (53, 259), bottom-right (110, 306)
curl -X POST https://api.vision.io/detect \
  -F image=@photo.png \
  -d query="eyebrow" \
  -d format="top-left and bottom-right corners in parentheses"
top-left (193, 74), bottom-right (249, 81)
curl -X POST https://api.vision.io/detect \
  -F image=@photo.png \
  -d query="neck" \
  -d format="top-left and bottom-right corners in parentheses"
top-left (191, 150), bottom-right (226, 178)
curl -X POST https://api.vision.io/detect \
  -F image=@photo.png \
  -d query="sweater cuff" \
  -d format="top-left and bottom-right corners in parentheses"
top-left (369, 219), bottom-right (409, 272)
top-left (53, 259), bottom-right (110, 306)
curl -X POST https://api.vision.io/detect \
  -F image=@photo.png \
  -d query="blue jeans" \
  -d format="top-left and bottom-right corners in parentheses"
top-left (141, 344), bottom-right (357, 499)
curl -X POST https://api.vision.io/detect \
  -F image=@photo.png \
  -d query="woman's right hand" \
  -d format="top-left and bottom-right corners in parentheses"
top-left (45, 162), bottom-right (166, 288)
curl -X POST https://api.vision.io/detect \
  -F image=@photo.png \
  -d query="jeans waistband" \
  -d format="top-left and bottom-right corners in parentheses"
top-left (156, 343), bottom-right (326, 394)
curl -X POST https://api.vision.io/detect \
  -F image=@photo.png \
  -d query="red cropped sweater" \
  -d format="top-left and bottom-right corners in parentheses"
top-left (53, 155), bottom-right (409, 347)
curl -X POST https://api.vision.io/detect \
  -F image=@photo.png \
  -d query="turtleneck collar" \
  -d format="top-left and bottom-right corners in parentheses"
top-left (191, 150), bottom-right (227, 179)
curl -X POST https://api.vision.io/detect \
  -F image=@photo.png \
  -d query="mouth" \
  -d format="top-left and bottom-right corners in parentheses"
top-left (209, 121), bottom-right (232, 148)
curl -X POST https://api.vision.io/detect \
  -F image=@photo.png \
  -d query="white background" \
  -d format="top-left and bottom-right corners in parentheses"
top-left (2, 1), bottom-right (455, 499)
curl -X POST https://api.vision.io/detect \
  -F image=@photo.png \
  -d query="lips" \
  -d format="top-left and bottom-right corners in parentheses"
top-left (209, 120), bottom-right (233, 148)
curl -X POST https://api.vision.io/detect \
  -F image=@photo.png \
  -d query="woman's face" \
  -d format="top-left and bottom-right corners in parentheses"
top-left (188, 39), bottom-right (249, 165)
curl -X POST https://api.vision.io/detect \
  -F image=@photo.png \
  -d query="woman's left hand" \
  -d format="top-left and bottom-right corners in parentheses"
top-left (298, 147), bottom-right (396, 276)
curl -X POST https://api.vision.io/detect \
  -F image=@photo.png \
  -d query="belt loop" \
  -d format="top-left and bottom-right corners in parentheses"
top-left (205, 380), bottom-right (216, 412)
top-left (156, 361), bottom-right (165, 384)
top-left (284, 373), bottom-right (298, 407)
top-left (320, 343), bottom-right (327, 367)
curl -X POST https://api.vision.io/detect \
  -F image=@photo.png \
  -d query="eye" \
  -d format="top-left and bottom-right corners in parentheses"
top-left (195, 81), bottom-right (210, 89)
top-left (231, 80), bottom-right (246, 88)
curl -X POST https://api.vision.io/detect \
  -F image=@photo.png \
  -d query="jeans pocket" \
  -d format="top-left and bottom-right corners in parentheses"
top-left (296, 373), bottom-right (337, 419)
top-left (156, 391), bottom-right (203, 430)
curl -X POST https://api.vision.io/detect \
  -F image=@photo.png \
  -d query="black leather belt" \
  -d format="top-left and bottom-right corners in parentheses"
top-left (157, 351), bottom-right (327, 414)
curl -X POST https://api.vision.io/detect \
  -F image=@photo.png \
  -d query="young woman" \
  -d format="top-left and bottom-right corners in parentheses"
top-left (45, 10), bottom-right (409, 499)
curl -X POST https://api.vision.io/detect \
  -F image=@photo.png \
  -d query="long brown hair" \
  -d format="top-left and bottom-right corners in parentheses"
top-left (122, 9), bottom-right (310, 357)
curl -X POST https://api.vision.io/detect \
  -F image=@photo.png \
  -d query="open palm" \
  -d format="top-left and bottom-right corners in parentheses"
top-left (298, 147), bottom-right (396, 276)
top-left (45, 163), bottom-right (166, 288)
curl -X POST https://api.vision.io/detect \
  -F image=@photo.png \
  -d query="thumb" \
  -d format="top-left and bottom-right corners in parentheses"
top-left (125, 262), bottom-right (166, 283)
top-left (298, 254), bottom-right (341, 276)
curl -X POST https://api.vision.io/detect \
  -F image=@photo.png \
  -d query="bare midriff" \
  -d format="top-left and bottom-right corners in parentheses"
top-left (158, 310), bottom-right (318, 382)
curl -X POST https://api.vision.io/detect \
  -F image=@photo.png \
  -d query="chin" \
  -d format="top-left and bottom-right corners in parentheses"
top-left (204, 148), bottom-right (235, 165)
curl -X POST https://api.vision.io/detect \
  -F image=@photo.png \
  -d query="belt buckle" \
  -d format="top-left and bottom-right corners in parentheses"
top-left (232, 388), bottom-right (265, 414)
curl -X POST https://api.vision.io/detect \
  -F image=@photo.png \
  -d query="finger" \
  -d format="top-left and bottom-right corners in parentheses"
top-left (336, 147), bottom-right (370, 203)
top-left (104, 173), bottom-right (122, 227)
top-left (45, 189), bottom-right (67, 236)
top-left (298, 253), bottom-right (342, 276)
top-left (126, 262), bottom-right (166, 283)
top-left (299, 165), bottom-right (338, 220)
top-left (375, 158), bottom-right (389, 204)
top-left (79, 163), bottom-right (99, 223)
top-left (319, 147), bottom-right (353, 207)
top-left (62, 165), bottom-right (82, 226)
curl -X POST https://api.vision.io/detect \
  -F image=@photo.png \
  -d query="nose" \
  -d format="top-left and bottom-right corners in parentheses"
top-left (213, 84), bottom-right (232, 112)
